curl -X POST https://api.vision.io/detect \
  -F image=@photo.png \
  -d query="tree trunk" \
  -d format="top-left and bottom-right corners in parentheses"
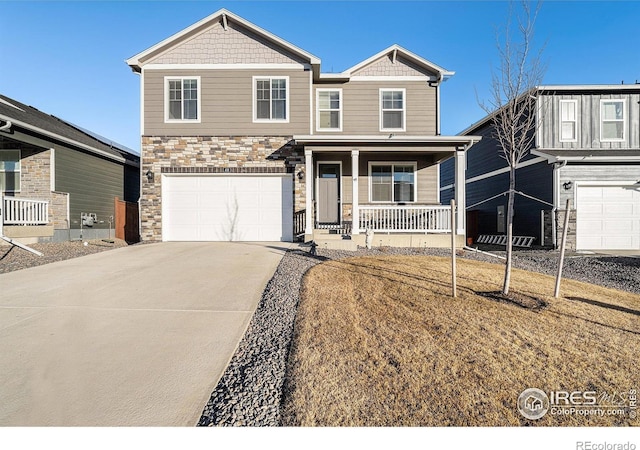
top-left (502, 166), bottom-right (516, 295)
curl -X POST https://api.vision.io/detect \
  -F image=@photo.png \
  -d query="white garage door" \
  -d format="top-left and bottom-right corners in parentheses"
top-left (162, 175), bottom-right (293, 242)
top-left (576, 185), bottom-right (640, 250)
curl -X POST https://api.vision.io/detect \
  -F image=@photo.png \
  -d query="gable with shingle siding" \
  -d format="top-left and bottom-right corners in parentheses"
top-left (351, 55), bottom-right (436, 78)
top-left (146, 20), bottom-right (308, 66)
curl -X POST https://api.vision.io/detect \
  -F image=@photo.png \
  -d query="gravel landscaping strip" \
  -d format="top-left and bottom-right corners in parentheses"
top-left (0, 239), bottom-right (129, 274)
top-left (197, 245), bottom-right (640, 427)
top-left (198, 250), bottom-right (322, 426)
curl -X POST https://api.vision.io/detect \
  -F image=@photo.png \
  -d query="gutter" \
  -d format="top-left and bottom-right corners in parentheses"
top-left (0, 120), bottom-right (11, 132)
top-left (0, 113), bottom-right (127, 164)
top-left (294, 135), bottom-right (481, 147)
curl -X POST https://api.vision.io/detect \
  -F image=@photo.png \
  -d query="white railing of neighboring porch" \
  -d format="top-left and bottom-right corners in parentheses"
top-left (359, 205), bottom-right (451, 233)
top-left (2, 197), bottom-right (49, 225)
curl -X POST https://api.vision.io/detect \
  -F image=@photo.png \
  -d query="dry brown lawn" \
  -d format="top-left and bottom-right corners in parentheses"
top-left (281, 256), bottom-right (639, 426)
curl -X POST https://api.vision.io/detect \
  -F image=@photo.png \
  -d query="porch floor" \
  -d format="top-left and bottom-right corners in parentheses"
top-left (307, 230), bottom-right (465, 251)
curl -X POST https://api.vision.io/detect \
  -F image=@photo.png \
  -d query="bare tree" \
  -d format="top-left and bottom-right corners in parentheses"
top-left (479, 0), bottom-right (545, 295)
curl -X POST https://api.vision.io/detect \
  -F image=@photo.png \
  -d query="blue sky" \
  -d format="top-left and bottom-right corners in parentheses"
top-left (1, 0), bottom-right (639, 153)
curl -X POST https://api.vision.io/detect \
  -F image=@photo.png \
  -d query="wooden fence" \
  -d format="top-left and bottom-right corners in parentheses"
top-left (114, 197), bottom-right (140, 243)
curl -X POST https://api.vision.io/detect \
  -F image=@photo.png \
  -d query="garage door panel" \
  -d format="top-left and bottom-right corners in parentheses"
top-left (581, 203), bottom-right (604, 215)
top-left (162, 175), bottom-right (293, 242)
top-left (576, 185), bottom-right (640, 250)
top-left (603, 202), bottom-right (635, 216)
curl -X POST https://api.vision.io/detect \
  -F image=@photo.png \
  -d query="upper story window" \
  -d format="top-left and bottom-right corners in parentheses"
top-left (165, 77), bottom-right (200, 122)
top-left (254, 76), bottom-right (289, 122)
top-left (316, 89), bottom-right (342, 131)
top-left (600, 99), bottom-right (625, 142)
top-left (370, 162), bottom-right (416, 203)
top-left (0, 150), bottom-right (20, 192)
top-left (380, 89), bottom-right (406, 131)
top-left (559, 100), bottom-right (577, 142)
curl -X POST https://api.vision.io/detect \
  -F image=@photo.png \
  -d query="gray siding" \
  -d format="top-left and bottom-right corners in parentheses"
top-left (143, 69), bottom-right (311, 136)
top-left (313, 81), bottom-right (436, 135)
top-left (55, 147), bottom-right (125, 229)
top-left (124, 164), bottom-right (140, 203)
top-left (538, 92), bottom-right (640, 149)
top-left (558, 163), bottom-right (640, 208)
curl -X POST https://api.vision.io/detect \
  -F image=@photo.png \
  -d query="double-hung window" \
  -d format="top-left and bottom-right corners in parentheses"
top-left (370, 163), bottom-right (415, 202)
top-left (316, 89), bottom-right (342, 131)
top-left (600, 99), bottom-right (625, 141)
top-left (165, 77), bottom-right (200, 122)
top-left (0, 150), bottom-right (20, 192)
top-left (254, 77), bottom-right (289, 122)
top-left (559, 100), bottom-right (577, 142)
top-left (380, 89), bottom-right (405, 131)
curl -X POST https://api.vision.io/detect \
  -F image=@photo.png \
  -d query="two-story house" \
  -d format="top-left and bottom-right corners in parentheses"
top-left (440, 85), bottom-right (640, 251)
top-left (127, 9), bottom-right (480, 247)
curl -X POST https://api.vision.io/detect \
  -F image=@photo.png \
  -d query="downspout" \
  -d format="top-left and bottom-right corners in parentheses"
top-left (436, 73), bottom-right (442, 135)
top-left (429, 74), bottom-right (443, 135)
top-left (0, 120), bottom-right (12, 132)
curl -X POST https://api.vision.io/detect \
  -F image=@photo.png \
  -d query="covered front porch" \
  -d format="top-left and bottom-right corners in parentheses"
top-left (295, 135), bottom-right (478, 249)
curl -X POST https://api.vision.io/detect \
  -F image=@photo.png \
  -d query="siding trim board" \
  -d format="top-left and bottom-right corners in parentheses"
top-left (439, 157), bottom-right (548, 191)
top-left (350, 76), bottom-right (433, 82)
top-left (144, 63), bottom-right (310, 70)
top-left (532, 149), bottom-right (640, 163)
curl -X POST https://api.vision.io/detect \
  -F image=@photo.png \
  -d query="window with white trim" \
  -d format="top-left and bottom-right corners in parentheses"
top-left (600, 99), bottom-right (625, 141)
top-left (380, 89), bottom-right (405, 131)
top-left (370, 163), bottom-right (415, 202)
top-left (0, 150), bottom-right (20, 192)
top-left (254, 77), bottom-right (288, 121)
top-left (559, 100), bottom-right (577, 142)
top-left (165, 77), bottom-right (200, 122)
top-left (316, 89), bottom-right (342, 131)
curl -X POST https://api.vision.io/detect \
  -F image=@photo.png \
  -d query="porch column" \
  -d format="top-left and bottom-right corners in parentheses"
top-left (351, 150), bottom-right (360, 235)
top-left (454, 149), bottom-right (466, 235)
top-left (304, 149), bottom-right (314, 236)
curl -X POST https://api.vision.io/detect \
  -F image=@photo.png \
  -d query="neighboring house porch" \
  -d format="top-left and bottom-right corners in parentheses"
top-left (0, 94), bottom-right (140, 244)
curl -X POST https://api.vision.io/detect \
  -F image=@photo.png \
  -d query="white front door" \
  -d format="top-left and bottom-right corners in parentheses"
top-left (576, 185), bottom-right (640, 250)
top-left (162, 175), bottom-right (293, 242)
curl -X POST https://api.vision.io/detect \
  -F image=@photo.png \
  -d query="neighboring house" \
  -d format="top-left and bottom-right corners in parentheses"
top-left (0, 94), bottom-right (140, 243)
top-left (126, 8), bottom-right (480, 247)
top-left (440, 85), bottom-right (640, 251)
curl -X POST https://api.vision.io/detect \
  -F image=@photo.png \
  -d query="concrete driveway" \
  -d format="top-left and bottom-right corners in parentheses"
top-left (0, 242), bottom-right (289, 426)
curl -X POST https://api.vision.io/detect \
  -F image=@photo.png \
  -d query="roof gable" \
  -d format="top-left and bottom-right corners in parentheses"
top-left (127, 9), bottom-right (320, 70)
top-left (342, 45), bottom-right (454, 80)
top-left (351, 54), bottom-right (437, 78)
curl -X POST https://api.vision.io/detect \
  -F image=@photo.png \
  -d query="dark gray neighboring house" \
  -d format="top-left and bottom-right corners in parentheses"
top-left (0, 94), bottom-right (140, 243)
top-left (441, 85), bottom-right (640, 251)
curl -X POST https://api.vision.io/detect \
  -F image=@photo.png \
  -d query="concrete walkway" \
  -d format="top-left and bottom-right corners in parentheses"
top-left (0, 242), bottom-right (289, 426)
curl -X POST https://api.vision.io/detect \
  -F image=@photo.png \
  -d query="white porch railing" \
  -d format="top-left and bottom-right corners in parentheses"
top-left (2, 197), bottom-right (49, 225)
top-left (359, 205), bottom-right (451, 233)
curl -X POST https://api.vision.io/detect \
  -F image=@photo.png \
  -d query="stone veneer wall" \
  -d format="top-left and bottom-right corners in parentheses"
top-left (555, 208), bottom-right (577, 251)
top-left (12, 148), bottom-right (69, 229)
top-left (141, 136), bottom-right (305, 242)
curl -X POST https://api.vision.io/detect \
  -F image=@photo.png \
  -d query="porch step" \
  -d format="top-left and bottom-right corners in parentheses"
top-left (312, 238), bottom-right (359, 251)
top-left (476, 235), bottom-right (535, 248)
